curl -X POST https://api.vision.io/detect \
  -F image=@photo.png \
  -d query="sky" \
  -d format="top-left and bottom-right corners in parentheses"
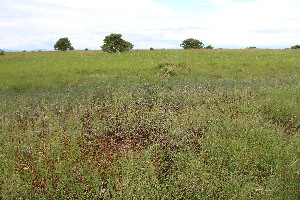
top-left (1, 0), bottom-right (300, 50)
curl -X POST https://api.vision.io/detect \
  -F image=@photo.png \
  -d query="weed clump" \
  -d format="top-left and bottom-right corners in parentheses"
top-left (157, 61), bottom-right (190, 77)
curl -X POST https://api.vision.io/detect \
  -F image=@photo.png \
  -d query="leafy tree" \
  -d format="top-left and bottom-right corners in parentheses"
top-left (101, 34), bottom-right (134, 53)
top-left (85, 48), bottom-right (89, 51)
top-left (54, 37), bottom-right (73, 51)
top-left (0, 49), bottom-right (5, 55)
top-left (180, 38), bottom-right (204, 49)
top-left (205, 45), bottom-right (214, 49)
top-left (291, 45), bottom-right (300, 49)
top-left (150, 47), bottom-right (154, 51)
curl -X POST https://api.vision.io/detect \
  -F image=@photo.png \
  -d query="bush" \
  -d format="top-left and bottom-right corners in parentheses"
top-left (85, 48), bottom-right (89, 51)
top-left (54, 37), bottom-right (74, 51)
top-left (0, 49), bottom-right (5, 55)
top-left (291, 45), bottom-right (300, 49)
top-left (180, 38), bottom-right (204, 49)
top-left (101, 34), bottom-right (134, 53)
top-left (205, 45), bottom-right (214, 49)
top-left (150, 47), bottom-right (154, 51)
top-left (247, 47), bottom-right (257, 49)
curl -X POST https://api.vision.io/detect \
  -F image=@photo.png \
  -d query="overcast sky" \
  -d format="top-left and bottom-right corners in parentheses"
top-left (1, 0), bottom-right (300, 50)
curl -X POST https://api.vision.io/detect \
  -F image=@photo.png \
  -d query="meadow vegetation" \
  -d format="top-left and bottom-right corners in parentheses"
top-left (0, 49), bottom-right (299, 199)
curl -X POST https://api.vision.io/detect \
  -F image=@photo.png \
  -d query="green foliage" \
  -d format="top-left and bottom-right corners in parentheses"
top-left (205, 45), bottom-right (214, 49)
top-left (85, 48), bottom-right (89, 51)
top-left (0, 50), bottom-right (299, 198)
top-left (180, 38), bottom-right (204, 49)
top-left (1, 78), bottom-right (299, 199)
top-left (260, 89), bottom-right (300, 130)
top-left (54, 37), bottom-right (74, 51)
top-left (291, 45), bottom-right (300, 49)
top-left (247, 46), bottom-right (257, 49)
top-left (150, 47), bottom-right (154, 50)
top-left (0, 49), bottom-right (5, 55)
top-left (101, 33), bottom-right (134, 53)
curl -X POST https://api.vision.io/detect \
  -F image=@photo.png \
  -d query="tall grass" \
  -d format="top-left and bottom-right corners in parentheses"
top-left (0, 49), bottom-right (299, 199)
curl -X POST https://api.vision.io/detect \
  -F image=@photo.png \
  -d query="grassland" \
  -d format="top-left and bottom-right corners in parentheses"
top-left (0, 49), bottom-right (299, 199)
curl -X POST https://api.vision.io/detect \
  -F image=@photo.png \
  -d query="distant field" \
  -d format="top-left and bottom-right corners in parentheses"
top-left (1, 49), bottom-right (299, 91)
top-left (0, 49), bottom-right (299, 199)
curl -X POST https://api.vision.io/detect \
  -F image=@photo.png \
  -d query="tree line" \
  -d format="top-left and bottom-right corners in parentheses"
top-left (54, 34), bottom-right (300, 53)
top-left (1, 34), bottom-right (299, 55)
top-left (53, 34), bottom-right (214, 53)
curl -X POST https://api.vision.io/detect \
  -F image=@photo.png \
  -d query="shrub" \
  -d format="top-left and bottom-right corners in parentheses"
top-left (0, 49), bottom-right (5, 55)
top-left (205, 45), bottom-right (214, 49)
top-left (291, 45), bottom-right (300, 49)
top-left (85, 48), bottom-right (89, 51)
top-left (247, 46), bottom-right (257, 49)
top-left (150, 47), bottom-right (154, 51)
top-left (54, 37), bottom-right (74, 51)
top-left (101, 33), bottom-right (134, 53)
top-left (180, 38), bottom-right (204, 49)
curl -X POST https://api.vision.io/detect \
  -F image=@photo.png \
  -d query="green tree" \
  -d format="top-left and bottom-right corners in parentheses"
top-left (291, 45), bottom-right (300, 49)
top-left (54, 37), bottom-right (74, 51)
top-left (180, 38), bottom-right (204, 49)
top-left (101, 34), bottom-right (134, 53)
top-left (0, 49), bottom-right (5, 55)
top-left (205, 45), bottom-right (214, 49)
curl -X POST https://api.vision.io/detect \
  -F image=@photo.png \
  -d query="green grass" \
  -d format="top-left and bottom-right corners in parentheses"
top-left (0, 49), bottom-right (299, 199)
top-left (1, 49), bottom-right (299, 91)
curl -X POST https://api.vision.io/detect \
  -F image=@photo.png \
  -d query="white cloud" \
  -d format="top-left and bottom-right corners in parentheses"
top-left (0, 0), bottom-right (179, 49)
top-left (201, 0), bottom-right (300, 47)
top-left (196, 0), bottom-right (233, 7)
top-left (0, 0), bottom-right (299, 49)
